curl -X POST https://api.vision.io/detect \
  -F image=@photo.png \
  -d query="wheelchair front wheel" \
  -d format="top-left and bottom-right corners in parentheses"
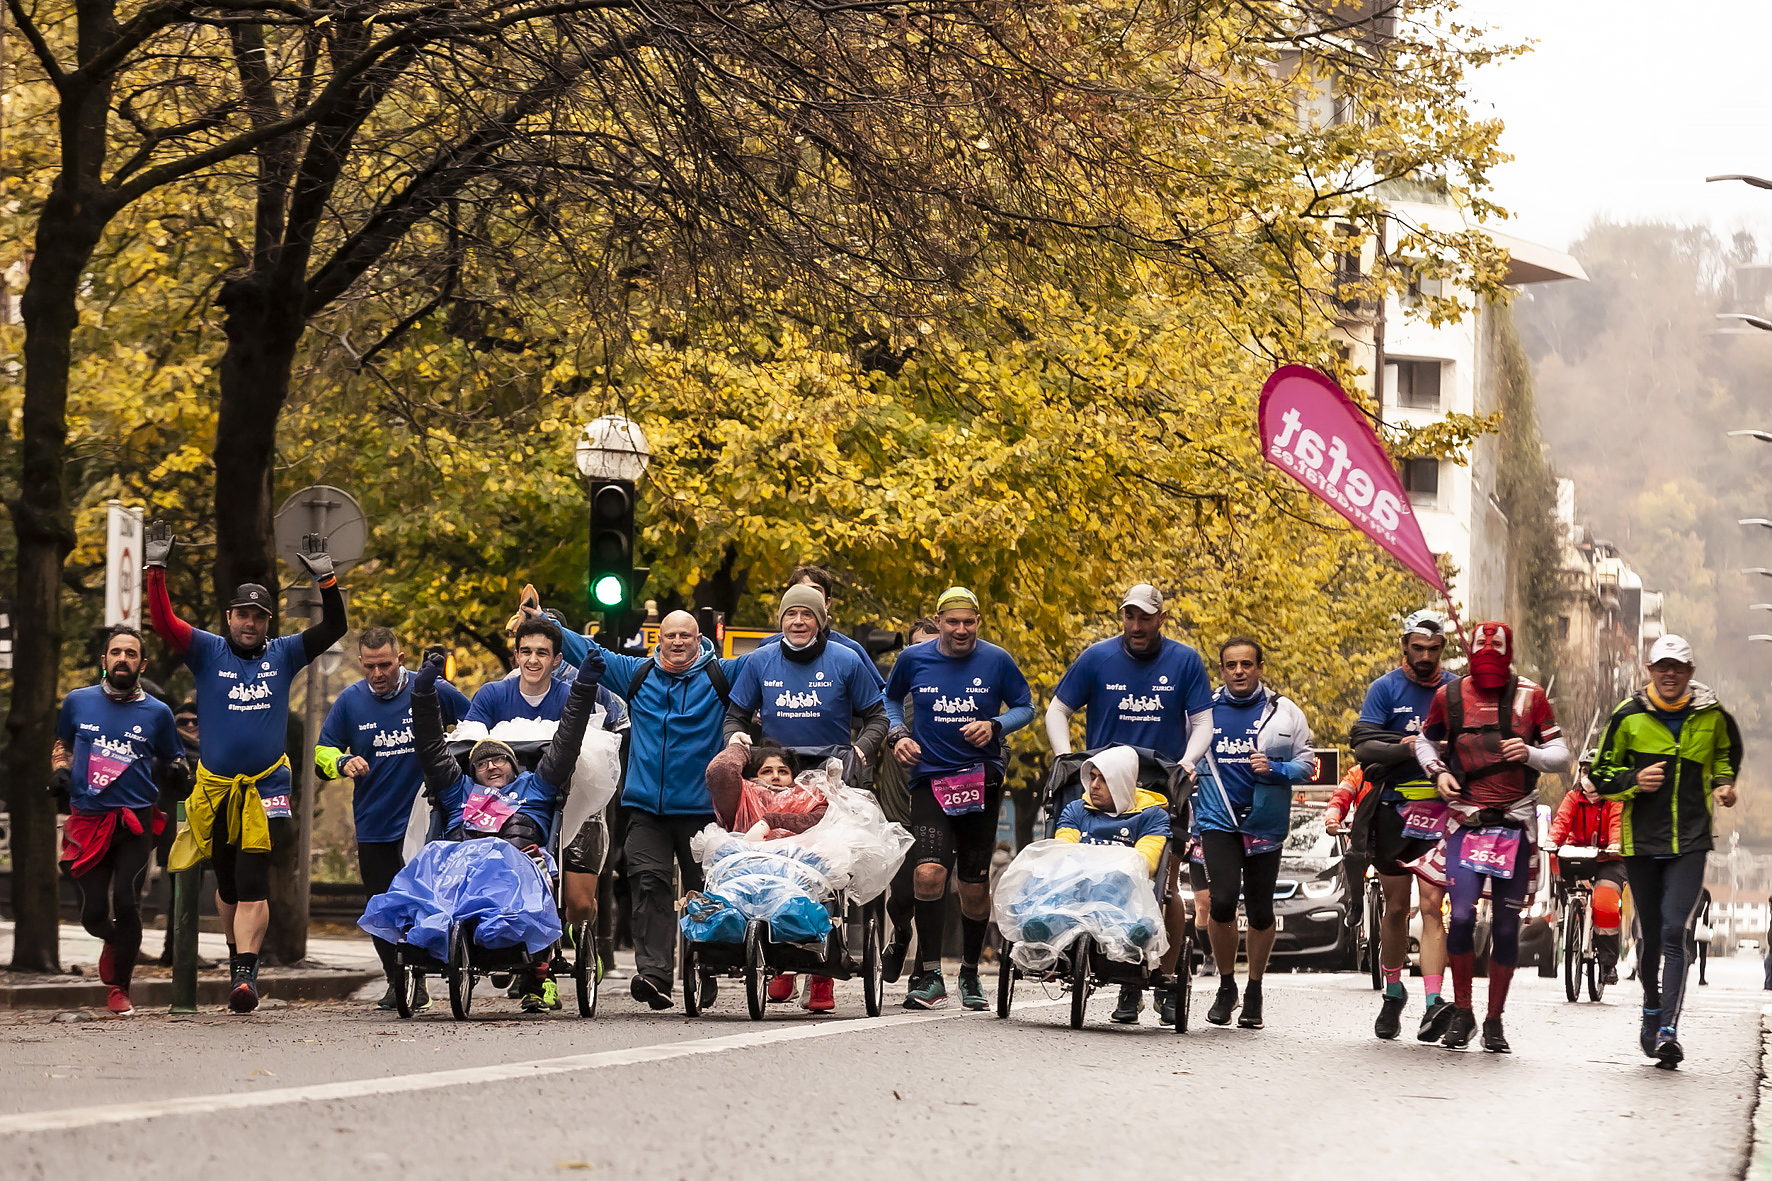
top-left (996, 934), bottom-right (1015, 1020)
top-left (447, 923), bottom-right (474, 1020)
top-left (861, 902), bottom-right (884, 1018)
top-left (744, 919), bottom-right (768, 1021)
top-left (681, 930), bottom-right (702, 1018)
top-left (392, 961), bottom-right (415, 1020)
top-left (1069, 935), bottom-right (1094, 1030)
top-left (572, 921), bottom-right (599, 1019)
top-left (1173, 932), bottom-right (1193, 1034)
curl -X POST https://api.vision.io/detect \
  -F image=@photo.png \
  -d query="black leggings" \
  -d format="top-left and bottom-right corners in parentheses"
top-left (1199, 830), bottom-right (1282, 932)
top-left (1624, 852), bottom-right (1708, 1028)
top-left (359, 840), bottom-right (406, 980)
top-left (71, 813), bottom-right (156, 990)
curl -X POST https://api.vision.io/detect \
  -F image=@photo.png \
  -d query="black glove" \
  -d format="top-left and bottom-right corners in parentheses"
top-left (144, 520), bottom-right (175, 569)
top-left (293, 533), bottom-right (336, 584)
top-left (576, 644), bottom-right (606, 687)
top-left (48, 767), bottom-right (71, 799)
top-left (414, 654), bottom-right (445, 692)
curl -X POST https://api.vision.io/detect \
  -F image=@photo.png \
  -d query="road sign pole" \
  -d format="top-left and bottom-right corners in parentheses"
top-left (170, 800), bottom-right (201, 1014)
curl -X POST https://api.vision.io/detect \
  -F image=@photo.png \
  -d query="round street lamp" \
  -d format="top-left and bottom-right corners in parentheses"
top-left (575, 415), bottom-right (652, 482)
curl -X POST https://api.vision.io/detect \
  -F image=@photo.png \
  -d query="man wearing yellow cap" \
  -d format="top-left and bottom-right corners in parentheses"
top-left (883, 587), bottom-right (1035, 1010)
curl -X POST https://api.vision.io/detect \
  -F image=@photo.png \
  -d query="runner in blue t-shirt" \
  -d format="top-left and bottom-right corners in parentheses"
top-left (1043, 583), bottom-right (1216, 1027)
top-left (145, 521), bottom-right (348, 1014)
top-left (883, 587), bottom-right (1035, 1012)
top-left (727, 583), bottom-right (889, 756)
top-left (51, 625), bottom-right (184, 1016)
top-left (1349, 609), bottom-right (1458, 1044)
top-left (315, 626), bottom-right (470, 1011)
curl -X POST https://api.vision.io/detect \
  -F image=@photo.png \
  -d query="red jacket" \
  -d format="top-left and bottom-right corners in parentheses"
top-left (1548, 789), bottom-right (1622, 858)
top-left (1324, 766), bottom-right (1370, 830)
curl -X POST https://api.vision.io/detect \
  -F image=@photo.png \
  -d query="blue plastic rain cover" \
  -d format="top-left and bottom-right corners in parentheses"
top-left (360, 838), bottom-right (562, 960)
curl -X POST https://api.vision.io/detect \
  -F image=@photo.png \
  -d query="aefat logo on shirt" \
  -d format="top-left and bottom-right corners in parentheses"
top-left (932, 694), bottom-right (979, 716)
top-left (227, 681), bottom-right (275, 709)
top-left (372, 726), bottom-right (415, 750)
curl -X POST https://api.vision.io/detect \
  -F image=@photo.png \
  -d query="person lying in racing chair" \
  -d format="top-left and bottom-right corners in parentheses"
top-left (409, 645), bottom-right (607, 1012)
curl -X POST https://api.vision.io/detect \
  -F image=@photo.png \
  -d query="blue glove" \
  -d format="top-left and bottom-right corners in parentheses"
top-left (413, 655), bottom-right (444, 692)
top-left (576, 644), bottom-right (606, 687)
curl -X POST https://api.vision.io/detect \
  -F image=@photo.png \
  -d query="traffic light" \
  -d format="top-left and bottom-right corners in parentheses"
top-left (588, 479), bottom-right (641, 612)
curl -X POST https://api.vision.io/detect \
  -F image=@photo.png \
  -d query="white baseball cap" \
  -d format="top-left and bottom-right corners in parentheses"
top-left (1121, 584), bottom-right (1164, 615)
top-left (1647, 634), bottom-right (1695, 666)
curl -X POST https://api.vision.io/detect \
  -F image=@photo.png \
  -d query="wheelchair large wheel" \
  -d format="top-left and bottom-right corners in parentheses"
top-left (744, 919), bottom-right (768, 1021)
top-left (1364, 881), bottom-right (1384, 991)
top-left (447, 923), bottom-right (474, 1020)
top-left (572, 921), bottom-right (599, 1019)
top-left (1173, 932), bottom-right (1193, 1035)
top-left (392, 961), bottom-right (416, 1020)
top-left (1069, 935), bottom-right (1094, 1030)
top-left (861, 902), bottom-right (884, 1018)
top-left (681, 930), bottom-right (702, 1018)
top-left (996, 934), bottom-right (1015, 1020)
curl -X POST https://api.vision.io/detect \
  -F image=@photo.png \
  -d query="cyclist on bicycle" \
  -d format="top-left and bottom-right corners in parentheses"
top-left (1548, 751), bottom-right (1624, 984)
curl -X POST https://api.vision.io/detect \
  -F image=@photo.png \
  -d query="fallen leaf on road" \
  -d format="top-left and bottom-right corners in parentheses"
top-left (251, 1069), bottom-right (276, 1077)
top-left (554, 1161), bottom-right (593, 1170)
top-left (892, 1091), bottom-right (901, 1100)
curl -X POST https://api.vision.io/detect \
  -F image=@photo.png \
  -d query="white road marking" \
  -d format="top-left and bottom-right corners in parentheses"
top-left (0, 1001), bottom-right (1064, 1136)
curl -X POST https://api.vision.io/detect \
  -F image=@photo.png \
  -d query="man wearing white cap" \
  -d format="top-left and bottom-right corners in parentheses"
top-left (1045, 583), bottom-right (1213, 1025)
top-left (1590, 634), bottom-right (1743, 1070)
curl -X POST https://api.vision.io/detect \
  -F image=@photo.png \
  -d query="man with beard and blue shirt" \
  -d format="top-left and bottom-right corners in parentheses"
top-left (316, 627), bottom-right (470, 1010)
top-left (1044, 583), bottom-right (1213, 1026)
top-left (1351, 609), bottom-right (1458, 1043)
top-left (52, 624), bottom-right (185, 1016)
top-left (885, 587), bottom-right (1035, 1011)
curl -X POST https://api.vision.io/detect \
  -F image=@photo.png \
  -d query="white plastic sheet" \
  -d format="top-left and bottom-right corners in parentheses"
top-left (992, 839), bottom-right (1168, 972)
top-left (560, 706), bottom-right (620, 850)
top-left (689, 763), bottom-right (913, 904)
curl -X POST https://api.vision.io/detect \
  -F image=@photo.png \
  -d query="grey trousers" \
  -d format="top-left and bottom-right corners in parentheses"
top-left (625, 809), bottom-right (713, 990)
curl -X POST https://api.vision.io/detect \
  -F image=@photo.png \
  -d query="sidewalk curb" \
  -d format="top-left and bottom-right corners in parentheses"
top-left (0, 970), bottom-right (380, 1011)
top-left (1748, 1005), bottom-right (1772, 1181)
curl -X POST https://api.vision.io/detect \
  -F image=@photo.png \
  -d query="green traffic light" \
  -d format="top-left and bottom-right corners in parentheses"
top-left (593, 573), bottom-right (626, 608)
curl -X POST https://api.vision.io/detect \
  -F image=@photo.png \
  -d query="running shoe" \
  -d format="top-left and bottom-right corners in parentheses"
top-left (1603, 965), bottom-right (1619, 986)
top-left (630, 975), bottom-right (673, 1011)
top-left (1374, 992), bottom-right (1406, 1040)
top-left (1206, 979), bottom-right (1238, 1026)
top-left (543, 978), bottom-right (561, 1011)
top-left (1639, 1009), bottom-right (1661, 1058)
top-left (881, 939), bottom-right (910, 985)
top-left (228, 980), bottom-right (260, 1014)
top-left (806, 976), bottom-right (836, 1013)
top-left (1481, 1016), bottom-right (1510, 1053)
top-left (520, 987), bottom-right (547, 1014)
top-left (1110, 986), bottom-right (1143, 1025)
top-left (767, 973), bottom-right (798, 1003)
top-left (1654, 1029), bottom-right (1684, 1070)
top-left (375, 983), bottom-right (403, 1011)
top-left (903, 969), bottom-right (947, 1010)
top-left (1417, 997), bottom-right (1456, 1042)
top-left (106, 986), bottom-right (134, 1017)
top-left (1236, 980), bottom-right (1263, 1029)
top-left (1440, 1006), bottom-right (1477, 1048)
top-left (412, 977), bottom-right (432, 1012)
top-left (1154, 985), bottom-right (1177, 1027)
top-left (957, 967), bottom-right (988, 1011)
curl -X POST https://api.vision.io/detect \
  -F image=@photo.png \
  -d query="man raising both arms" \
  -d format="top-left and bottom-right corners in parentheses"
top-left (1044, 583), bottom-right (1212, 1026)
top-left (1350, 611), bottom-right (1456, 1043)
top-left (886, 587), bottom-right (1035, 1011)
top-left (146, 522), bottom-right (347, 1013)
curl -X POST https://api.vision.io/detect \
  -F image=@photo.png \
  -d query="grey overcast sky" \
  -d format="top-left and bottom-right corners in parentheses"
top-left (1466, 0), bottom-right (1772, 252)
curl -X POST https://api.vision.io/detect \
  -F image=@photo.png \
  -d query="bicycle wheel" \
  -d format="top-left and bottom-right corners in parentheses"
top-left (996, 933), bottom-right (1015, 1020)
top-left (1561, 896), bottom-right (1584, 1003)
top-left (1365, 882), bottom-right (1384, 991)
top-left (572, 921), bottom-right (599, 1019)
top-left (1069, 935), bottom-right (1094, 1030)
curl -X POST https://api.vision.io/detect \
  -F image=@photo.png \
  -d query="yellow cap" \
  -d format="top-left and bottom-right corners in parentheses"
top-left (936, 586), bottom-right (979, 613)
